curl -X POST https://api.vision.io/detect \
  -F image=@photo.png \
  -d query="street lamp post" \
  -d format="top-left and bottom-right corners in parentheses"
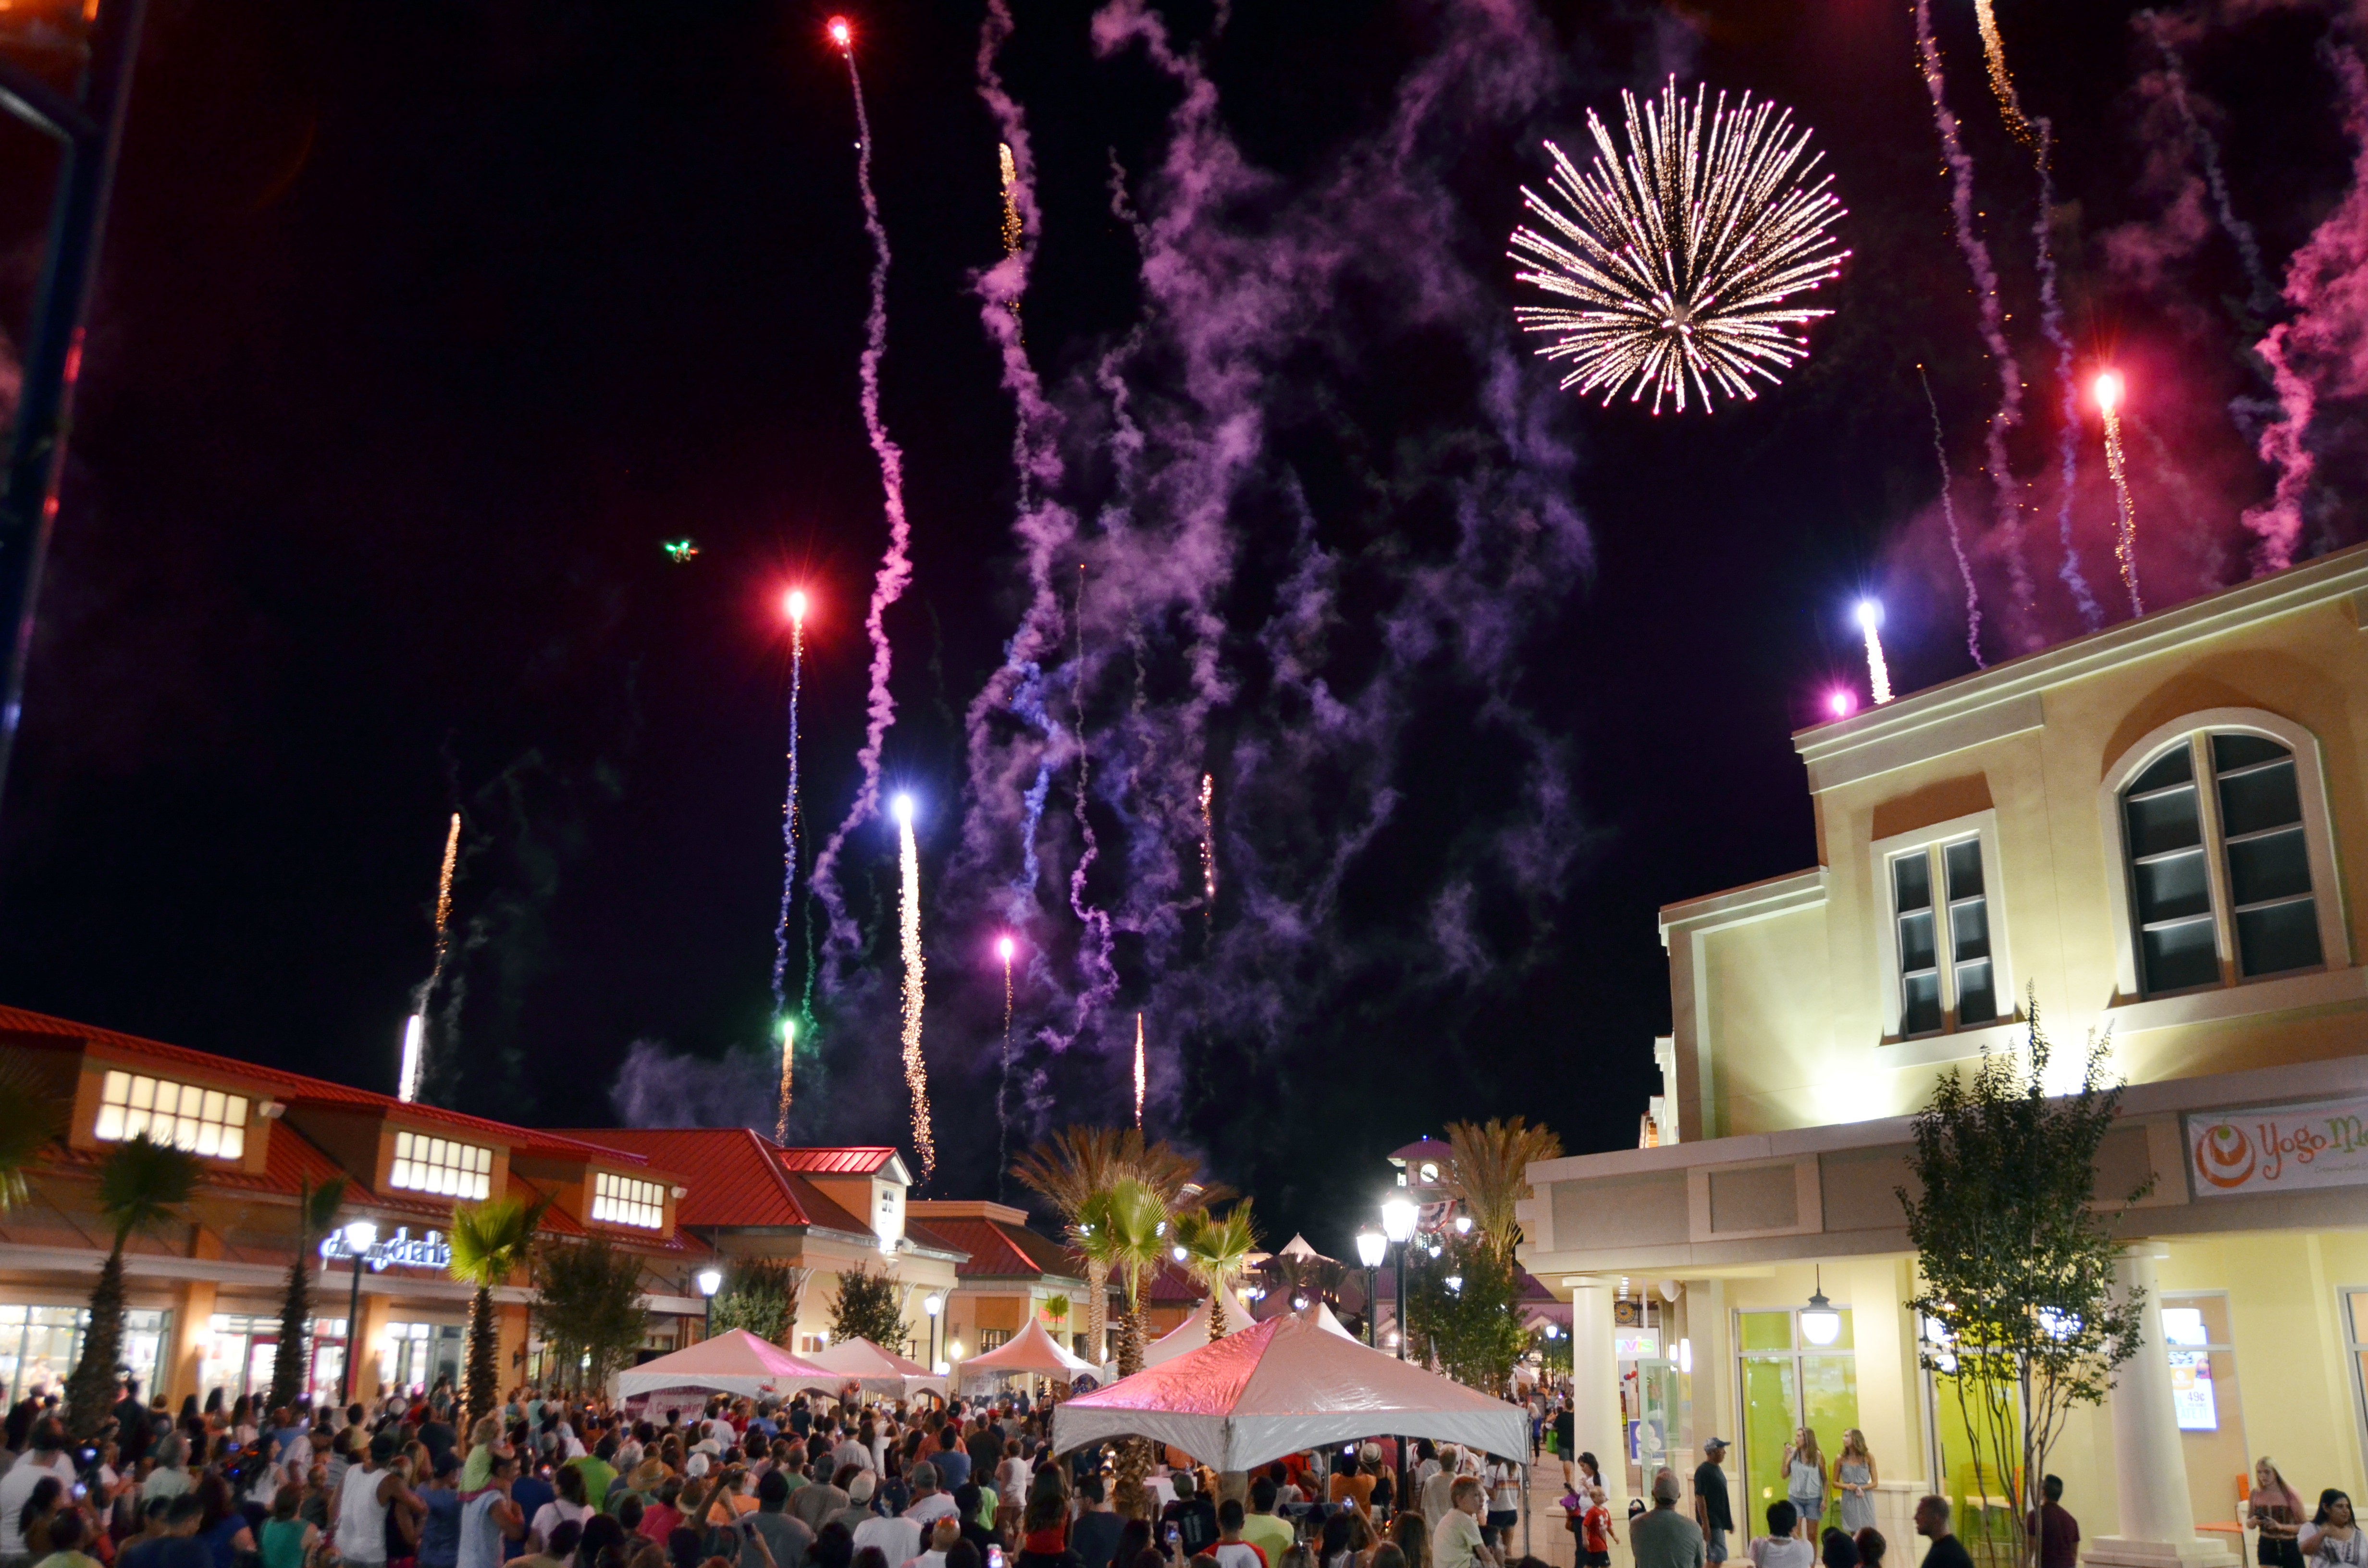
top-left (1379, 1196), bottom-right (1419, 1518)
top-left (696, 1268), bottom-right (723, 1339)
top-left (1355, 1229), bottom-right (1386, 1348)
top-left (925, 1292), bottom-right (943, 1372)
top-left (337, 1220), bottom-right (377, 1405)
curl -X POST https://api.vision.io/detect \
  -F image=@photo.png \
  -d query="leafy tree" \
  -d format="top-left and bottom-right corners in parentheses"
top-left (826, 1265), bottom-right (907, 1353)
top-left (67, 1136), bottom-right (198, 1437)
top-left (449, 1196), bottom-right (546, 1426)
top-left (1530, 1324), bottom-right (1571, 1376)
top-left (1402, 1232), bottom-right (1526, 1397)
top-left (534, 1237), bottom-right (649, 1393)
top-left (1445, 1117), bottom-right (1562, 1265)
top-left (1898, 998), bottom-right (2149, 1568)
top-left (1075, 1176), bottom-right (1171, 1489)
top-left (1172, 1201), bottom-right (1258, 1336)
top-left (0, 1057), bottom-right (64, 1210)
top-left (711, 1259), bottom-right (802, 1344)
top-left (269, 1177), bottom-right (348, 1410)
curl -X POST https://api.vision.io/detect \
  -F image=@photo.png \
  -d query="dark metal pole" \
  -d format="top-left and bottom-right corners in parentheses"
top-left (1365, 1266), bottom-right (1378, 1348)
top-left (1393, 1242), bottom-right (1408, 1521)
top-left (0, 0), bottom-right (149, 810)
top-left (340, 1250), bottom-right (363, 1404)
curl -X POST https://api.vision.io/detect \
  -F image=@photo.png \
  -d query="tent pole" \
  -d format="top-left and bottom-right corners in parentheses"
top-left (1521, 1463), bottom-right (1530, 1561)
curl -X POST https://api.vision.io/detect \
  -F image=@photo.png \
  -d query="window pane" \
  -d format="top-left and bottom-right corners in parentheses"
top-left (2350, 1291), bottom-right (2368, 1345)
top-left (2132, 746), bottom-right (2194, 794)
top-left (2227, 826), bottom-right (2313, 907)
top-left (1950, 897), bottom-right (1990, 964)
top-left (1899, 909), bottom-right (1937, 973)
top-left (2218, 759), bottom-right (2303, 839)
top-left (2236, 900), bottom-right (2322, 978)
top-left (1740, 1358), bottom-right (1800, 1513)
top-left (2126, 786), bottom-right (2204, 860)
top-left (1801, 1354), bottom-right (1860, 1530)
top-left (2143, 917), bottom-right (2220, 993)
top-left (1956, 959), bottom-right (1996, 1026)
top-left (1944, 839), bottom-right (1984, 900)
top-left (1893, 853), bottom-right (1931, 913)
top-left (1903, 970), bottom-right (1942, 1036)
top-left (2133, 847), bottom-right (2212, 923)
top-left (1739, 1311), bottom-right (1794, 1352)
top-left (2211, 733), bottom-right (2289, 773)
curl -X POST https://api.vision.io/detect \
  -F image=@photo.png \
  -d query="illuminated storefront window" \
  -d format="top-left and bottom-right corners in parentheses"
top-left (94, 1072), bottom-right (247, 1160)
top-left (389, 1131), bottom-right (492, 1200)
top-left (592, 1172), bottom-right (665, 1230)
top-left (0, 1306), bottom-right (168, 1406)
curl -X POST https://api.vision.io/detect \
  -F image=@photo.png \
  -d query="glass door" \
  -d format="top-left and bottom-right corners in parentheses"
top-left (1737, 1306), bottom-right (1860, 1535)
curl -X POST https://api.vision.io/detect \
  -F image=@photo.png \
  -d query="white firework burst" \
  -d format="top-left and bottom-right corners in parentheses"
top-left (1510, 78), bottom-right (1849, 414)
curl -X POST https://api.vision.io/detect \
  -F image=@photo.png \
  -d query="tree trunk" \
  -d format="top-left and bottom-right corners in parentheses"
top-left (1115, 1300), bottom-right (1151, 1490)
top-left (269, 1249), bottom-right (312, 1410)
top-left (1085, 1258), bottom-right (1110, 1364)
top-left (463, 1284), bottom-right (499, 1426)
top-left (66, 1244), bottom-right (126, 1440)
top-left (1207, 1287), bottom-right (1227, 1339)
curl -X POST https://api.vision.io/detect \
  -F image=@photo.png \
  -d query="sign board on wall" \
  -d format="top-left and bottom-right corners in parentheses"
top-left (2185, 1096), bottom-right (2368, 1197)
top-left (1613, 1330), bottom-right (1660, 1360)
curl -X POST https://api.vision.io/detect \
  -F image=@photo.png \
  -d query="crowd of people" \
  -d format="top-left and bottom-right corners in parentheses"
top-left (0, 1378), bottom-right (1559, 1568)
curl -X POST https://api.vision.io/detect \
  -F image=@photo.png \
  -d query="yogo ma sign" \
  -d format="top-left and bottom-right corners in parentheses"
top-left (2186, 1094), bottom-right (2368, 1197)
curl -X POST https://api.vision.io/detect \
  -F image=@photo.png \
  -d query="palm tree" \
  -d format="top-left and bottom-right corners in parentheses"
top-left (1172, 1201), bottom-right (1258, 1337)
top-left (1445, 1116), bottom-right (1563, 1265)
top-left (269, 1177), bottom-right (347, 1410)
top-left (449, 1195), bottom-right (545, 1425)
top-left (1075, 1176), bottom-right (1171, 1490)
top-left (1013, 1127), bottom-right (1222, 1363)
top-left (0, 1057), bottom-right (64, 1210)
top-left (66, 1135), bottom-right (198, 1437)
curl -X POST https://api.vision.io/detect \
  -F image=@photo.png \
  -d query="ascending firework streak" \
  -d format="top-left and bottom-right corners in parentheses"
top-left (1917, 364), bottom-right (1984, 668)
top-left (811, 14), bottom-right (917, 974)
top-left (998, 141), bottom-right (1024, 339)
top-left (996, 935), bottom-right (1015, 1201)
top-left (2095, 372), bottom-right (2144, 617)
top-left (772, 590), bottom-right (808, 1051)
top-left (1133, 1012), bottom-right (1146, 1131)
top-left (400, 813), bottom-right (463, 1104)
top-left (776, 1017), bottom-right (795, 1143)
top-left (1198, 772), bottom-right (1216, 931)
top-left (1855, 601), bottom-right (1894, 705)
top-left (892, 793), bottom-right (935, 1182)
top-left (1914, 0), bottom-right (2032, 615)
top-left (1508, 78), bottom-right (1849, 414)
top-left (1973, 0), bottom-right (2037, 146)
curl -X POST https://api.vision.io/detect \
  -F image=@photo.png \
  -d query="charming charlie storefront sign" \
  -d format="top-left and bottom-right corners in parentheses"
top-left (2186, 1095), bottom-right (2368, 1196)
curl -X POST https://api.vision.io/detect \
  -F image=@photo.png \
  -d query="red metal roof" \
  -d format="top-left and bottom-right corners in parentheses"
top-left (0, 1006), bottom-right (654, 1166)
top-left (548, 1127), bottom-right (888, 1236)
top-left (916, 1215), bottom-right (1079, 1280)
top-left (771, 1147), bottom-right (901, 1176)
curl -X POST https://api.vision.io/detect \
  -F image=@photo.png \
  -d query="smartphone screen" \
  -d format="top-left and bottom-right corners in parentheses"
top-left (1165, 1526), bottom-right (1181, 1548)
top-left (987, 1550), bottom-right (1006, 1568)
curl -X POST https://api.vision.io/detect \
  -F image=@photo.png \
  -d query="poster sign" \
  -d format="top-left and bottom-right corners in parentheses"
top-left (2185, 1095), bottom-right (2368, 1197)
top-left (2169, 1351), bottom-right (2217, 1431)
top-left (1613, 1330), bottom-right (1659, 1359)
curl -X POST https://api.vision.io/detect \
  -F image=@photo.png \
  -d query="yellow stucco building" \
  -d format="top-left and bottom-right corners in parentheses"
top-left (1521, 544), bottom-right (2368, 1568)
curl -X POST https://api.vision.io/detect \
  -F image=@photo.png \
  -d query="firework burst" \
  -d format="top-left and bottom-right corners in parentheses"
top-left (1510, 78), bottom-right (1848, 414)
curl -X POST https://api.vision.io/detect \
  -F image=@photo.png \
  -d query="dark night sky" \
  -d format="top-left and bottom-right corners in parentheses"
top-left (0, 0), bottom-right (2356, 1251)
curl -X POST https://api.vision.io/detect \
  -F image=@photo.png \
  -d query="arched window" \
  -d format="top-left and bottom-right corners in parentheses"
top-left (2116, 722), bottom-right (2335, 997)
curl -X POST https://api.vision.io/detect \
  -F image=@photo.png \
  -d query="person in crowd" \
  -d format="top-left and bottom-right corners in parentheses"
top-left (831, 1477), bottom-right (883, 1544)
top-left (197, 1471), bottom-right (259, 1568)
top-left (2303, 1493), bottom-right (2361, 1568)
top-left (1851, 1531), bottom-right (1883, 1568)
top-left (15, 1475), bottom-right (64, 1562)
top-left (1750, 1504), bottom-right (1811, 1568)
top-left (417, 1454), bottom-right (464, 1568)
top-left (2027, 1475), bottom-right (2078, 1568)
top-left (1693, 1439), bottom-right (1733, 1567)
top-left (1385, 1510), bottom-right (1425, 1568)
top-left (337, 1430), bottom-right (425, 1568)
top-left (2, 1418), bottom-right (80, 1558)
top-left (1630, 1471), bottom-right (1704, 1568)
top-left (748, 1470), bottom-right (815, 1568)
top-left (1431, 1479), bottom-right (1496, 1568)
top-left (1833, 1435), bottom-right (1875, 1538)
top-left (1571, 1454), bottom-right (1606, 1514)
top-left (1817, 1530), bottom-right (1857, 1568)
top-left (2255, 1462), bottom-right (2308, 1568)
top-left (849, 1478), bottom-right (917, 1568)
top-left (1327, 1451), bottom-right (1378, 1521)
top-left (1209, 1501), bottom-right (1266, 1568)
top-left (458, 1452), bottom-right (528, 1568)
top-left (1071, 1477), bottom-right (1123, 1568)
top-left (905, 1519), bottom-right (960, 1568)
top-left (261, 1484), bottom-right (324, 1568)
top-left (32, 1506), bottom-right (101, 1568)
top-left (1235, 1480), bottom-right (1290, 1568)
top-left (1912, 1498), bottom-right (1972, 1568)
top-left (904, 1467), bottom-right (956, 1533)
top-left (534, 1467), bottom-right (596, 1553)
top-left (1781, 1433), bottom-right (1825, 1540)
top-left (1316, 1517), bottom-right (1354, 1568)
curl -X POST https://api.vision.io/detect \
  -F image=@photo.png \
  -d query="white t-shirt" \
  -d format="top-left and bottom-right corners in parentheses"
top-left (1434, 1511), bottom-right (1486, 1568)
top-left (1751, 1538), bottom-right (1817, 1568)
top-left (854, 1514), bottom-right (923, 1568)
top-left (1213, 1544), bottom-right (1269, 1568)
top-left (0, 1453), bottom-right (77, 1555)
top-left (905, 1494), bottom-right (959, 1530)
top-left (532, 1499), bottom-right (591, 1546)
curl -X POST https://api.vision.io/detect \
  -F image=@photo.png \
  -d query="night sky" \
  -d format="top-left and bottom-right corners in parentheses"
top-left (0, 0), bottom-right (2356, 1251)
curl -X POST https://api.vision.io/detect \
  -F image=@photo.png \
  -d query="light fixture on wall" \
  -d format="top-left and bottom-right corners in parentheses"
top-left (1677, 1337), bottom-right (1693, 1374)
top-left (1800, 1267), bottom-right (1841, 1347)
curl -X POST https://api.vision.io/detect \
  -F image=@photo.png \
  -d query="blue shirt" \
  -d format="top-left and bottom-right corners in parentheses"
top-left (506, 1477), bottom-right (554, 1560)
top-left (419, 1487), bottom-right (463, 1568)
top-left (932, 1449), bottom-right (970, 1489)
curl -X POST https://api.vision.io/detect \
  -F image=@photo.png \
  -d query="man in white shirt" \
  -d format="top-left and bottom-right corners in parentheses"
top-left (1432, 1478), bottom-right (1497, 1568)
top-left (851, 1489), bottom-right (922, 1568)
top-left (903, 1465), bottom-right (957, 1531)
top-left (1419, 1449), bottom-right (1460, 1523)
top-left (0, 1421), bottom-right (77, 1557)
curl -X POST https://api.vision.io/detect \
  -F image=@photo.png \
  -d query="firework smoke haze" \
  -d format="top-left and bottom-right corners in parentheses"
top-left (809, 16), bottom-right (917, 983)
top-left (2142, 10), bottom-right (2278, 313)
top-left (2031, 121), bottom-right (2103, 632)
top-left (1914, 0), bottom-right (2032, 632)
top-left (1917, 364), bottom-right (1985, 667)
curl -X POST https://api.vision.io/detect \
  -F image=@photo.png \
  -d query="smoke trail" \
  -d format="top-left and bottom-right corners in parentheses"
top-left (1067, 565), bottom-right (1118, 1034)
top-left (2143, 10), bottom-right (2278, 314)
top-left (2030, 121), bottom-right (2103, 631)
top-left (1918, 364), bottom-right (1986, 667)
top-left (2244, 43), bottom-right (2368, 574)
top-left (998, 941), bottom-right (1014, 1201)
top-left (895, 799), bottom-right (934, 1182)
top-left (809, 24), bottom-right (916, 978)
top-left (402, 812), bottom-right (464, 1103)
top-left (1914, 0), bottom-right (2032, 623)
top-left (1197, 772), bottom-right (1215, 932)
top-left (771, 598), bottom-right (805, 1033)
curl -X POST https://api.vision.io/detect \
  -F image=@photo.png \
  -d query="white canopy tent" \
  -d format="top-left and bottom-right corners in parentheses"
top-left (1140, 1288), bottom-right (1261, 1368)
top-left (1295, 1299), bottom-right (1358, 1340)
top-left (958, 1318), bottom-right (1097, 1390)
top-left (1050, 1311), bottom-right (1528, 1472)
top-left (800, 1336), bottom-right (949, 1401)
top-left (615, 1329), bottom-right (835, 1402)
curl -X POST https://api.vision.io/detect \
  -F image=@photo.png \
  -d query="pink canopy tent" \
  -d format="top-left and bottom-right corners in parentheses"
top-left (1050, 1311), bottom-right (1527, 1472)
top-left (615, 1328), bottom-right (834, 1401)
top-left (802, 1335), bottom-right (949, 1399)
top-left (958, 1318), bottom-right (1096, 1390)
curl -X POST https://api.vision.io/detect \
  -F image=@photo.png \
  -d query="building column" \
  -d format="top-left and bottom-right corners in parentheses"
top-left (1571, 1281), bottom-right (1631, 1519)
top-left (2085, 1252), bottom-right (2236, 1568)
top-left (165, 1280), bottom-right (215, 1407)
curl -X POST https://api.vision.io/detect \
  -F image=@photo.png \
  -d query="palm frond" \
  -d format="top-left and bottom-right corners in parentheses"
top-left (448, 1195), bottom-right (546, 1289)
top-left (1445, 1117), bottom-right (1562, 1264)
top-left (299, 1177), bottom-right (348, 1243)
top-left (96, 1136), bottom-right (199, 1248)
top-left (0, 1057), bottom-right (65, 1210)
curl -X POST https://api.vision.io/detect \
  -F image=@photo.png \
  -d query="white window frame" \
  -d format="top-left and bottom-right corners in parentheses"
top-left (388, 1129), bottom-right (493, 1200)
top-left (2098, 709), bottom-right (2350, 1005)
top-left (592, 1171), bottom-right (666, 1231)
top-left (94, 1070), bottom-right (249, 1161)
top-left (1871, 809), bottom-right (2016, 1044)
top-left (2343, 1287), bottom-right (2368, 1474)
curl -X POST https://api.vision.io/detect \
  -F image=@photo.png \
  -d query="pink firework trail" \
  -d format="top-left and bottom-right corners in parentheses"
top-left (811, 16), bottom-right (917, 968)
top-left (2031, 120), bottom-right (2101, 631)
top-left (1919, 364), bottom-right (1983, 668)
top-left (1914, 0), bottom-right (2028, 626)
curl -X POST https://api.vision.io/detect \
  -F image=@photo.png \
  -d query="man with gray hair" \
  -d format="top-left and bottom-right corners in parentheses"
top-left (1629, 1469), bottom-right (1705, 1568)
top-left (903, 1462), bottom-right (956, 1530)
